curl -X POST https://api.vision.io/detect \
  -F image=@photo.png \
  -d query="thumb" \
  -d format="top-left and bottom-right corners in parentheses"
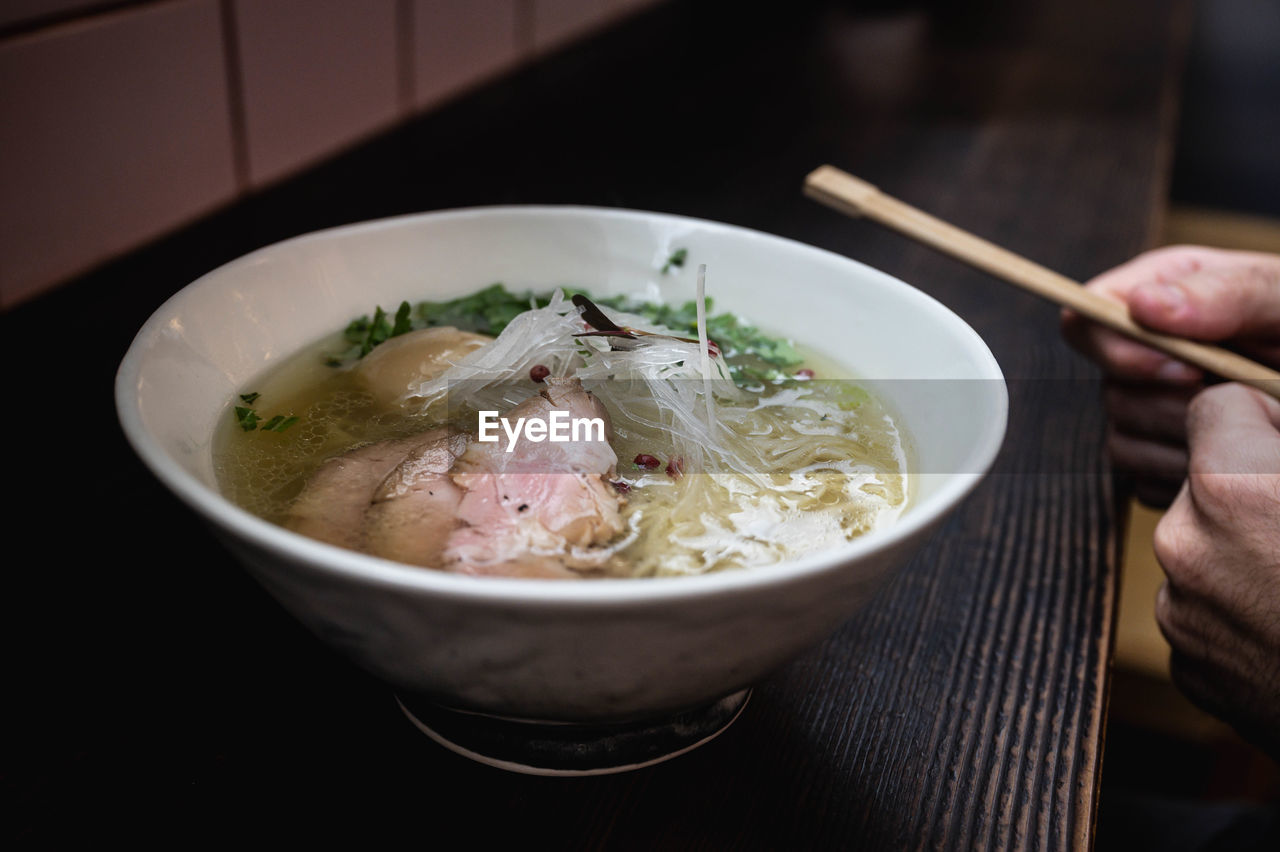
top-left (1128, 257), bottom-right (1280, 342)
top-left (1185, 383), bottom-right (1280, 477)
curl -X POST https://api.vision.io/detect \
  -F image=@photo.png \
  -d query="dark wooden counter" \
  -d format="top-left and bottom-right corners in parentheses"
top-left (3, 0), bottom-right (1188, 846)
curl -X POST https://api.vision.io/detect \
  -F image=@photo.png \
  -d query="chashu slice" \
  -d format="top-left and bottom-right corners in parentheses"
top-left (443, 377), bottom-right (624, 578)
top-left (363, 432), bottom-right (469, 567)
top-left (284, 430), bottom-right (451, 551)
top-left (284, 378), bottom-right (624, 578)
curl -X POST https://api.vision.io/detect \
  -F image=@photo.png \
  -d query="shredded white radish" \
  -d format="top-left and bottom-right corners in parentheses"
top-left (406, 287), bottom-right (742, 471)
top-left (695, 263), bottom-right (716, 435)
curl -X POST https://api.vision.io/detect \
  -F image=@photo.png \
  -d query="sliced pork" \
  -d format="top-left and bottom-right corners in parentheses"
top-left (444, 378), bottom-right (623, 577)
top-left (364, 432), bottom-right (469, 567)
top-left (285, 430), bottom-right (453, 551)
top-left (283, 378), bottom-right (624, 578)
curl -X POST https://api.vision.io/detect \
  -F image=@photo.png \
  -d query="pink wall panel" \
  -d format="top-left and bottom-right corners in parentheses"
top-left (531, 0), bottom-right (623, 54)
top-left (234, 0), bottom-right (401, 187)
top-left (0, 0), bottom-right (238, 308)
top-left (412, 0), bottom-right (523, 110)
top-left (0, 0), bottom-right (659, 307)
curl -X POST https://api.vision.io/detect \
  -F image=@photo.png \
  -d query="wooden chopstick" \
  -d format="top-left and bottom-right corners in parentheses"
top-left (804, 164), bottom-right (1280, 399)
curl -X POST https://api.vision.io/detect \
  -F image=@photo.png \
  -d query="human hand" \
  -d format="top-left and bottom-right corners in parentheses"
top-left (1061, 246), bottom-right (1280, 506)
top-left (1152, 382), bottom-right (1280, 760)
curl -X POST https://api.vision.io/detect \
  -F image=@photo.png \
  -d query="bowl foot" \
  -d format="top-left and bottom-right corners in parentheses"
top-left (395, 688), bottom-right (750, 776)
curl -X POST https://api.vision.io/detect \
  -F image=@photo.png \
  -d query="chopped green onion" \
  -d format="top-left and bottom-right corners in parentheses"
top-left (234, 406), bottom-right (259, 431)
top-left (233, 401), bottom-right (298, 434)
top-left (359, 306), bottom-right (392, 357)
top-left (392, 300), bottom-right (413, 336)
top-left (661, 248), bottom-right (688, 274)
top-left (327, 283), bottom-right (805, 387)
top-left (258, 414), bottom-right (300, 433)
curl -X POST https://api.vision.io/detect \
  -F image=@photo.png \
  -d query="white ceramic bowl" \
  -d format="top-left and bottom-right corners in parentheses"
top-left (116, 206), bottom-right (1006, 726)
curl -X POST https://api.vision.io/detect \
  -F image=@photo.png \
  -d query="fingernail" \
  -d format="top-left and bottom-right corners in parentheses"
top-left (1156, 359), bottom-right (1200, 383)
top-left (1143, 280), bottom-right (1186, 312)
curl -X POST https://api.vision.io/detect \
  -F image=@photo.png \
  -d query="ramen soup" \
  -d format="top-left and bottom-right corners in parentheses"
top-left (214, 283), bottom-right (909, 579)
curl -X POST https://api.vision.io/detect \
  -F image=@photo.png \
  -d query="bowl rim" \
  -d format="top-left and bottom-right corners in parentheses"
top-left (116, 204), bottom-right (1008, 606)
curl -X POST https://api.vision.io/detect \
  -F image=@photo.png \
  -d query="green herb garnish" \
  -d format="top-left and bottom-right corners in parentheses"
top-left (343, 316), bottom-right (371, 345)
top-left (594, 295), bottom-right (804, 385)
top-left (417, 283), bottom-right (548, 336)
top-left (661, 248), bottom-right (688, 274)
top-left (392, 300), bottom-right (413, 336)
top-left (359, 305), bottom-right (392, 357)
top-left (327, 286), bottom-right (561, 367)
top-left (326, 283), bottom-right (805, 387)
top-left (326, 300), bottom-right (416, 365)
top-left (258, 414), bottom-right (299, 433)
top-left (234, 406), bottom-right (260, 431)
top-left (233, 394), bottom-right (299, 434)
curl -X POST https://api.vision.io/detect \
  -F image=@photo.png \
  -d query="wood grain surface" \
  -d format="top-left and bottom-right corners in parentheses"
top-left (2, 0), bottom-right (1188, 847)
